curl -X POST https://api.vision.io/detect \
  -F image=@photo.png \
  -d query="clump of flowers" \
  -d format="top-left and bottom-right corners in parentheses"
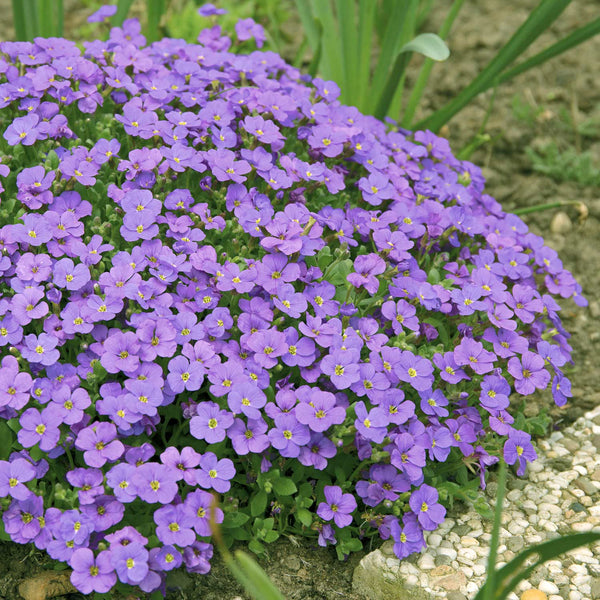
top-left (0, 6), bottom-right (585, 597)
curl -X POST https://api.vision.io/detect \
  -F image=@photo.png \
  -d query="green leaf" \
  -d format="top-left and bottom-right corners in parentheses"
top-left (273, 477), bottom-right (297, 496)
top-left (223, 512), bottom-right (250, 528)
top-left (400, 33), bottom-right (450, 61)
top-left (263, 530), bottom-right (279, 543)
top-left (296, 508), bottom-right (313, 528)
top-left (417, 0), bottom-right (571, 131)
top-left (248, 539), bottom-right (265, 556)
top-left (230, 550), bottom-right (286, 600)
top-left (112, 0), bottom-right (135, 27)
top-left (475, 531), bottom-right (600, 600)
top-left (251, 490), bottom-right (268, 517)
top-left (0, 422), bottom-right (13, 460)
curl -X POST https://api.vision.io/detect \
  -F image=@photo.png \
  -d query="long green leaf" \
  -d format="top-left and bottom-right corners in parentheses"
top-left (309, 0), bottom-right (341, 86)
top-left (233, 550), bottom-right (286, 600)
top-left (23, 0), bottom-right (39, 40)
top-left (484, 459), bottom-right (507, 600)
top-left (416, 0), bottom-right (570, 132)
top-left (402, 0), bottom-right (465, 127)
top-left (112, 0), bottom-right (135, 27)
top-left (56, 0), bottom-right (63, 37)
top-left (356, 0), bottom-right (377, 111)
top-left (335, 0), bottom-right (357, 105)
top-left (11, 0), bottom-right (27, 40)
top-left (37, 0), bottom-right (53, 38)
top-left (497, 16), bottom-right (600, 85)
top-left (146, 0), bottom-right (165, 44)
top-left (369, 0), bottom-right (417, 115)
top-left (475, 532), bottom-right (600, 600)
top-left (375, 33), bottom-right (449, 121)
top-left (294, 0), bottom-right (320, 51)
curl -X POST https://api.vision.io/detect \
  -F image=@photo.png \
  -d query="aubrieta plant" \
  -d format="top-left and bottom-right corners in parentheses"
top-left (0, 3), bottom-right (587, 598)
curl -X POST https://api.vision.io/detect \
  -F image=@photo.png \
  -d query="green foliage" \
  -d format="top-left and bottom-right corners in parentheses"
top-left (526, 142), bottom-right (600, 187)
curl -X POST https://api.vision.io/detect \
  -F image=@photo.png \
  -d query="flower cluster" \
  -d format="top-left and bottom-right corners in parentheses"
top-left (0, 5), bottom-right (584, 596)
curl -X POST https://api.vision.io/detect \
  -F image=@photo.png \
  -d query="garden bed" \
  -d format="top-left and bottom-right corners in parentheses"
top-left (0, 1), bottom-right (598, 599)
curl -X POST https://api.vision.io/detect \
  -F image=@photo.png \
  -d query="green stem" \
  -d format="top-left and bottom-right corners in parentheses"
top-left (484, 459), bottom-right (507, 600)
top-left (513, 201), bottom-right (573, 215)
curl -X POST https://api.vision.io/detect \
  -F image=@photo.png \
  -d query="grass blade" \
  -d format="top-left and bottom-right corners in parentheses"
top-left (475, 532), bottom-right (600, 600)
top-left (112, 0), bottom-right (135, 27)
top-left (483, 459), bottom-right (507, 600)
top-left (309, 0), bottom-right (341, 86)
top-left (37, 0), bottom-right (53, 38)
top-left (146, 0), bottom-right (165, 44)
top-left (402, 0), bottom-right (466, 128)
top-left (356, 0), bottom-right (377, 112)
top-left (497, 16), bottom-right (600, 85)
top-left (232, 550), bottom-right (287, 600)
top-left (23, 0), bottom-right (40, 40)
top-left (378, 33), bottom-right (449, 121)
top-left (294, 0), bottom-right (319, 50)
top-left (11, 0), bottom-right (27, 40)
top-left (335, 0), bottom-right (357, 105)
top-left (415, 0), bottom-right (570, 132)
top-left (56, 0), bottom-right (63, 37)
top-left (368, 0), bottom-right (415, 115)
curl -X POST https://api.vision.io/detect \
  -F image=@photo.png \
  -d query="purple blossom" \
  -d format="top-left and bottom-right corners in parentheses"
top-left (408, 484), bottom-right (446, 530)
top-left (317, 485), bottom-right (356, 528)
top-left (507, 351), bottom-right (550, 395)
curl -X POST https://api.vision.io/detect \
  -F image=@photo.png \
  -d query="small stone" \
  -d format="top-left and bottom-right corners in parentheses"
top-left (434, 572), bottom-right (468, 591)
top-left (575, 477), bottom-right (598, 496)
top-left (569, 591), bottom-right (583, 600)
top-left (591, 469), bottom-right (600, 482)
top-left (550, 211), bottom-right (572, 233)
top-left (520, 590), bottom-right (547, 600)
top-left (570, 502), bottom-right (587, 513)
top-left (417, 553), bottom-right (436, 570)
top-left (438, 547), bottom-right (458, 561)
top-left (591, 577), bottom-right (600, 600)
top-left (538, 581), bottom-right (559, 595)
top-left (454, 524), bottom-right (471, 536)
top-left (571, 521), bottom-right (594, 532)
top-left (446, 593), bottom-right (468, 600)
top-left (460, 536), bottom-right (478, 546)
top-left (435, 554), bottom-right (453, 567)
top-left (561, 438), bottom-right (580, 453)
top-left (507, 536), bottom-right (525, 553)
top-left (427, 533), bottom-right (442, 548)
top-left (591, 435), bottom-right (600, 453)
top-left (546, 457), bottom-right (572, 471)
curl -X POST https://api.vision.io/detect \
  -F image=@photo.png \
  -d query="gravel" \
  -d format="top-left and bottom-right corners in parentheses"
top-left (353, 403), bottom-right (600, 600)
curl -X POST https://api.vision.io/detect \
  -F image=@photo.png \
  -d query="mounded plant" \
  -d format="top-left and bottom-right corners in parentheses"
top-left (0, 5), bottom-right (586, 597)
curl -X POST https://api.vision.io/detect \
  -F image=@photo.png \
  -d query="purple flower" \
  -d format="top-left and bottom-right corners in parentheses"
top-left (100, 331), bottom-right (140, 374)
top-left (347, 254), bottom-right (386, 294)
top-left (75, 422), bottom-right (124, 468)
top-left (507, 351), bottom-right (550, 395)
top-left (354, 401), bottom-right (388, 444)
top-left (317, 485), bottom-right (356, 528)
top-left (408, 484), bottom-right (445, 530)
top-left (394, 351), bottom-right (434, 391)
top-left (268, 413), bottom-right (310, 458)
top-left (295, 389), bottom-right (346, 432)
top-left (320, 351), bottom-right (360, 390)
top-left (21, 333), bottom-right (60, 366)
top-left (0, 458), bottom-right (36, 500)
top-left (111, 542), bottom-right (149, 584)
top-left (18, 406), bottom-right (62, 451)
top-left (190, 402), bottom-right (234, 444)
top-left (453, 338), bottom-right (496, 375)
top-left (69, 548), bottom-right (116, 594)
top-left (4, 114), bottom-right (40, 145)
top-left (504, 431), bottom-right (537, 475)
top-left (390, 514), bottom-right (425, 559)
top-left (154, 504), bottom-right (196, 547)
top-left (196, 452), bottom-right (235, 493)
top-left (87, 4), bottom-right (117, 22)
top-left (132, 462), bottom-right (179, 504)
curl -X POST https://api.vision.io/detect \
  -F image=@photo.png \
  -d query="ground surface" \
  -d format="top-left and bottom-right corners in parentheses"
top-left (0, 1), bottom-right (599, 599)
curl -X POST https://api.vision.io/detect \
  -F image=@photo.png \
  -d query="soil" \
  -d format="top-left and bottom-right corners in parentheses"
top-left (0, 0), bottom-right (599, 599)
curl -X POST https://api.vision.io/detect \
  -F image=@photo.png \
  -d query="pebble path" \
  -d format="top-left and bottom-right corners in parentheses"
top-left (353, 403), bottom-right (600, 600)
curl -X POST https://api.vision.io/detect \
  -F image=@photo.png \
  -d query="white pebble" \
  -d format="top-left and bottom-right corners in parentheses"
top-left (572, 521), bottom-right (594, 532)
top-left (417, 554), bottom-right (435, 570)
top-left (437, 547), bottom-right (457, 561)
top-left (569, 592), bottom-right (583, 600)
top-left (539, 580), bottom-right (559, 595)
top-left (405, 574), bottom-right (419, 586)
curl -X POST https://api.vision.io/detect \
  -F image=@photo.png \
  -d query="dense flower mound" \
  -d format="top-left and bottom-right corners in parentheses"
top-left (0, 10), bottom-right (586, 596)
